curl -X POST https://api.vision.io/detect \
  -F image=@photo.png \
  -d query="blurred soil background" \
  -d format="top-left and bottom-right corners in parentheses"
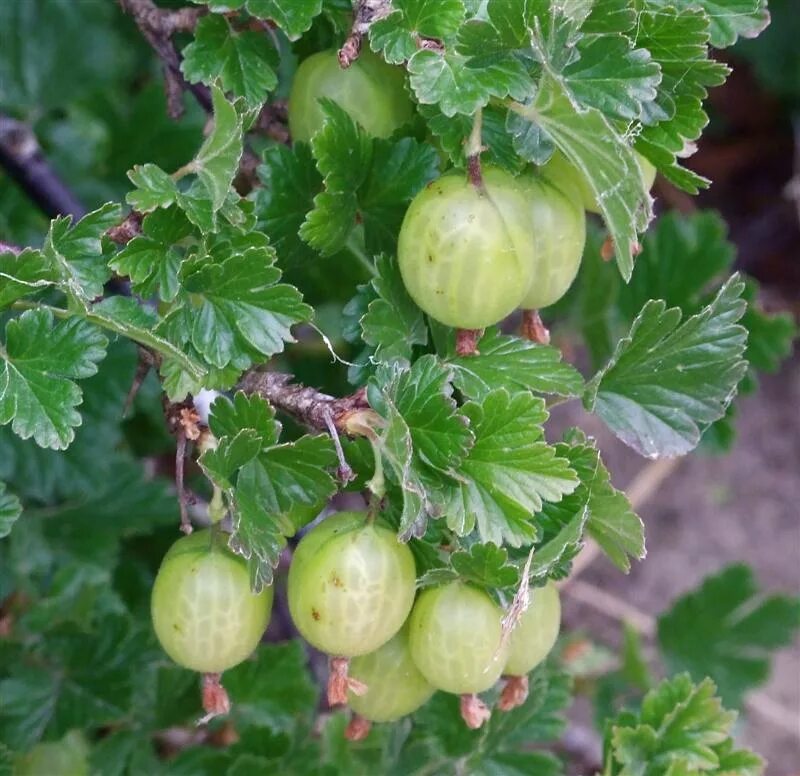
top-left (554, 3), bottom-right (800, 770)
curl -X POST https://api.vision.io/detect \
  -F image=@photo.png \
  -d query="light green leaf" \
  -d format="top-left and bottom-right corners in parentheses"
top-left (126, 163), bottom-right (177, 212)
top-left (585, 276), bottom-right (748, 458)
top-left (245, 0), bottom-right (322, 40)
top-left (445, 389), bottom-right (578, 546)
top-left (447, 328), bottom-right (583, 399)
top-left (531, 74), bottom-right (652, 280)
top-left (0, 309), bottom-right (107, 450)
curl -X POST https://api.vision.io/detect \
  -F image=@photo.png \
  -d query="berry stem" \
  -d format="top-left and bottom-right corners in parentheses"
top-left (520, 309), bottom-right (551, 345)
top-left (345, 714), bottom-right (373, 741)
top-left (455, 328), bottom-right (483, 356)
top-left (199, 673), bottom-right (231, 724)
top-left (460, 693), bottom-right (491, 729)
top-left (498, 675), bottom-right (529, 711)
top-left (466, 107), bottom-right (484, 190)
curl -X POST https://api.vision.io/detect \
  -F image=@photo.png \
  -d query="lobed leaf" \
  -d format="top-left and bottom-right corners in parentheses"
top-left (585, 276), bottom-right (748, 458)
top-left (657, 564), bottom-right (800, 707)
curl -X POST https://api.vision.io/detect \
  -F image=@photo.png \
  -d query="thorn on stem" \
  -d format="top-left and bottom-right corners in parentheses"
top-left (460, 693), bottom-right (491, 729)
top-left (498, 675), bottom-right (529, 711)
top-left (520, 309), bottom-right (550, 345)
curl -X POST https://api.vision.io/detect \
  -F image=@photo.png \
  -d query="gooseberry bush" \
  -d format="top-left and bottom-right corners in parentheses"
top-left (0, 0), bottom-right (798, 773)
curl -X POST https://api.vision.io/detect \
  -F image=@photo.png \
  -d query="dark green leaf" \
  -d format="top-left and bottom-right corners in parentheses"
top-left (0, 482), bottom-right (21, 539)
top-left (182, 15), bottom-right (278, 109)
top-left (657, 564), bottom-right (800, 707)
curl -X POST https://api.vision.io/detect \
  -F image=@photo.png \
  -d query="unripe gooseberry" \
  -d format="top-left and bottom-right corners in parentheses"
top-left (504, 581), bottom-right (561, 677)
top-left (518, 172), bottom-right (586, 310)
top-left (287, 512), bottom-right (417, 657)
top-left (15, 731), bottom-right (89, 776)
top-left (397, 167), bottom-right (536, 329)
top-left (288, 49), bottom-right (414, 143)
top-left (542, 150), bottom-right (656, 214)
top-left (151, 529), bottom-right (273, 674)
top-left (348, 624), bottom-right (435, 722)
top-left (407, 582), bottom-right (509, 695)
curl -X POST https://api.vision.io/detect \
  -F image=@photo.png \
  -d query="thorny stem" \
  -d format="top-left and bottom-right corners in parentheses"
top-left (117, 0), bottom-right (211, 118)
top-left (338, 0), bottom-right (393, 68)
top-left (323, 408), bottom-right (356, 484)
top-left (237, 370), bottom-right (375, 435)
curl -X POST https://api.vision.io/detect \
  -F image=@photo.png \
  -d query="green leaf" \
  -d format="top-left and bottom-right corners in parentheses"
top-left (657, 564), bottom-right (800, 707)
top-left (162, 236), bottom-right (311, 370)
top-left (109, 206), bottom-right (191, 302)
top-left (446, 328), bottom-right (583, 399)
top-left (444, 389), bottom-right (578, 546)
top-left (644, 0), bottom-right (769, 48)
top-left (449, 542), bottom-right (520, 589)
top-left (0, 309), bottom-right (108, 450)
top-left (605, 674), bottom-right (756, 776)
top-left (530, 75), bottom-right (652, 280)
top-left (528, 508), bottom-right (587, 581)
top-left (369, 0), bottom-right (466, 64)
top-left (564, 35), bottom-right (661, 122)
top-left (585, 275), bottom-right (748, 458)
top-left (181, 15), bottom-right (278, 109)
top-left (126, 163), bottom-right (177, 212)
top-left (203, 393), bottom-right (337, 589)
top-left (0, 616), bottom-right (153, 750)
top-left (0, 482), bottom-right (21, 539)
top-left (345, 254), bottom-right (428, 369)
top-left (368, 356), bottom-right (474, 538)
top-left (740, 280), bottom-right (797, 374)
top-left (173, 85), bottom-right (243, 230)
top-left (301, 102), bottom-right (438, 256)
top-left (616, 211), bottom-right (734, 321)
top-left (553, 434), bottom-right (644, 573)
top-left (634, 8), bottom-right (729, 192)
top-left (0, 247), bottom-right (56, 309)
top-left (42, 204), bottom-right (122, 302)
top-left (256, 143), bottom-right (322, 266)
top-left (407, 48), bottom-right (530, 117)
top-left (245, 0), bottom-right (323, 40)
top-left (225, 641), bottom-right (318, 729)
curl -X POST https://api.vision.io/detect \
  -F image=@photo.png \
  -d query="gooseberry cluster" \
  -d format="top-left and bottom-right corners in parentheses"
top-left (284, 48), bottom-right (655, 335)
top-left (150, 512), bottom-right (561, 735)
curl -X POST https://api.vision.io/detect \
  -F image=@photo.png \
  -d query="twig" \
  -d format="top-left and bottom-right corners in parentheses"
top-left (118, 0), bottom-right (211, 119)
top-left (237, 370), bottom-right (373, 434)
top-left (338, 0), bottom-right (393, 67)
top-left (0, 114), bottom-right (86, 219)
